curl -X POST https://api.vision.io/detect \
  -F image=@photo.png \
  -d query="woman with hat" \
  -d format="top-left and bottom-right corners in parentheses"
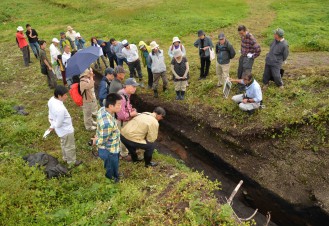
top-left (171, 49), bottom-right (189, 100)
top-left (79, 68), bottom-right (98, 130)
top-left (194, 30), bottom-right (213, 80)
top-left (168, 37), bottom-right (186, 59)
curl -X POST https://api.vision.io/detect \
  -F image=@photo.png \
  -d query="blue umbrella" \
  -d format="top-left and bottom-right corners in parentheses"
top-left (66, 46), bottom-right (103, 78)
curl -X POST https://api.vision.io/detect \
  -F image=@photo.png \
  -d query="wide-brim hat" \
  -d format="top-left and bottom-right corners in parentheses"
top-left (172, 37), bottom-right (180, 44)
top-left (17, 26), bottom-right (24, 31)
top-left (150, 41), bottom-right (159, 50)
top-left (67, 26), bottom-right (73, 31)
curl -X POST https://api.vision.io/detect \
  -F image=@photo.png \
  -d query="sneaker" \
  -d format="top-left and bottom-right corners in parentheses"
top-left (87, 126), bottom-right (96, 131)
top-left (145, 162), bottom-right (158, 168)
top-left (92, 121), bottom-right (97, 126)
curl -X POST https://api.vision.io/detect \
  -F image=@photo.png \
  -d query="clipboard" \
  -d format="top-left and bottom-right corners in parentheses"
top-left (223, 78), bottom-right (232, 98)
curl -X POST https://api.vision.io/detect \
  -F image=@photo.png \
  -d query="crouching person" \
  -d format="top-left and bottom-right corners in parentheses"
top-left (120, 107), bottom-right (166, 167)
top-left (230, 72), bottom-right (262, 115)
top-left (48, 85), bottom-right (82, 167)
top-left (93, 93), bottom-right (122, 182)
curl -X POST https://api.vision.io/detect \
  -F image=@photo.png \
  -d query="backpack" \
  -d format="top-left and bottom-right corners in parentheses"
top-left (69, 75), bottom-right (86, 106)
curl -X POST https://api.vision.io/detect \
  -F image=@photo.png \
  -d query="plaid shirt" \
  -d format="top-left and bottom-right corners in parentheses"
top-left (96, 107), bottom-right (120, 153)
top-left (240, 32), bottom-right (261, 58)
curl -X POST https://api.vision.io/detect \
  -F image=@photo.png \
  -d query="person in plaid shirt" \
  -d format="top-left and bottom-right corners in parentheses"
top-left (92, 93), bottom-right (122, 182)
top-left (237, 25), bottom-right (261, 90)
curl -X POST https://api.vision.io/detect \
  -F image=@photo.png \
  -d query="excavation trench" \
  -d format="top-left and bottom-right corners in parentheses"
top-left (93, 70), bottom-right (329, 226)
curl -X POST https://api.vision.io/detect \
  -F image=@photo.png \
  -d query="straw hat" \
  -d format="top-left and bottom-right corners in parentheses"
top-left (67, 26), bottom-right (73, 31)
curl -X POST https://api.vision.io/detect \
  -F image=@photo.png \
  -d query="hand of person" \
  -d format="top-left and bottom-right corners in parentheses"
top-left (242, 99), bottom-right (248, 104)
top-left (49, 128), bottom-right (54, 132)
top-left (48, 67), bottom-right (53, 71)
top-left (247, 53), bottom-right (253, 58)
top-left (92, 137), bottom-right (97, 146)
top-left (130, 110), bottom-right (138, 117)
top-left (183, 76), bottom-right (187, 79)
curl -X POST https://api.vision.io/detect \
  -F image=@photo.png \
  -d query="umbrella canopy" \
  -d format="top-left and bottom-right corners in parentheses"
top-left (66, 46), bottom-right (103, 78)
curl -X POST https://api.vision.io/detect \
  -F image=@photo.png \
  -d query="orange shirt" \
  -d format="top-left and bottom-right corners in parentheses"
top-left (16, 32), bottom-right (28, 48)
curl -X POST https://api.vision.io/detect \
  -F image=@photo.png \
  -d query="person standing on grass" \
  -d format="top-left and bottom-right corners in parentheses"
top-left (194, 30), bottom-right (213, 80)
top-left (120, 107), bottom-right (166, 167)
top-left (138, 41), bottom-right (153, 89)
top-left (50, 38), bottom-right (62, 80)
top-left (171, 49), bottom-right (189, 100)
top-left (92, 93), bottom-right (122, 182)
top-left (237, 25), bottom-right (261, 91)
top-left (91, 37), bottom-right (108, 69)
top-left (117, 78), bottom-right (140, 159)
top-left (263, 28), bottom-right (289, 89)
top-left (110, 38), bottom-right (128, 66)
top-left (65, 26), bottom-right (77, 46)
top-left (60, 45), bottom-right (71, 85)
top-left (59, 32), bottom-right (75, 53)
top-left (109, 66), bottom-right (125, 94)
top-left (99, 67), bottom-right (115, 107)
top-left (80, 68), bottom-right (98, 131)
top-left (121, 40), bottom-right (144, 87)
top-left (39, 40), bottom-right (57, 89)
top-left (100, 40), bottom-right (117, 69)
top-left (230, 72), bottom-right (262, 115)
top-left (16, 26), bottom-right (30, 67)
top-left (215, 33), bottom-right (236, 87)
top-left (148, 41), bottom-right (168, 98)
top-left (48, 85), bottom-right (83, 167)
top-left (74, 32), bottom-right (86, 50)
top-left (168, 36), bottom-right (186, 59)
top-left (25, 24), bottom-right (39, 59)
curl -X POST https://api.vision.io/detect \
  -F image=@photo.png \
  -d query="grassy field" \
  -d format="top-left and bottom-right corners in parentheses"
top-left (0, 0), bottom-right (329, 225)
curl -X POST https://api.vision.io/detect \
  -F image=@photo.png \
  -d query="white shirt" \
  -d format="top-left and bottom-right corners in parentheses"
top-left (66, 30), bottom-right (77, 43)
top-left (48, 96), bottom-right (74, 137)
top-left (121, 44), bottom-right (139, 62)
top-left (49, 43), bottom-right (61, 64)
top-left (62, 52), bottom-right (71, 68)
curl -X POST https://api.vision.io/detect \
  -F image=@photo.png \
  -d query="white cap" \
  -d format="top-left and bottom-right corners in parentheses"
top-left (172, 37), bottom-right (181, 44)
top-left (122, 39), bottom-right (129, 47)
top-left (75, 32), bottom-right (81, 38)
top-left (52, 38), bottom-right (60, 43)
top-left (17, 26), bottom-right (24, 31)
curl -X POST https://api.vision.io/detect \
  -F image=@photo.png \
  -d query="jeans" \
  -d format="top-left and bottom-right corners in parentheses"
top-left (127, 59), bottom-right (142, 79)
top-left (29, 42), bottom-right (40, 58)
top-left (109, 56), bottom-right (118, 69)
top-left (200, 56), bottom-right (211, 78)
top-left (120, 135), bottom-right (155, 166)
top-left (98, 149), bottom-right (119, 180)
top-left (117, 57), bottom-right (128, 66)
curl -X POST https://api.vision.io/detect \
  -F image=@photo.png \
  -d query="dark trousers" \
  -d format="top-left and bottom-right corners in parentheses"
top-left (263, 64), bottom-right (283, 87)
top-left (120, 135), bottom-right (154, 166)
top-left (200, 56), bottom-right (211, 78)
top-left (128, 59), bottom-right (142, 79)
top-left (21, 46), bottom-right (31, 66)
top-left (237, 56), bottom-right (254, 79)
top-left (61, 71), bottom-right (67, 85)
top-left (46, 69), bottom-right (57, 89)
top-left (109, 56), bottom-right (118, 69)
top-left (117, 57), bottom-right (128, 66)
top-left (147, 67), bottom-right (153, 88)
top-left (98, 149), bottom-right (119, 180)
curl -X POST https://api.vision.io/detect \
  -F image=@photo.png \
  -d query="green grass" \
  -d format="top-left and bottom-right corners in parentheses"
top-left (267, 0), bottom-right (329, 51)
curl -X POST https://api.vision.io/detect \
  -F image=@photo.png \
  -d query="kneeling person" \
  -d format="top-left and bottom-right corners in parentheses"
top-left (93, 93), bottom-right (122, 182)
top-left (120, 107), bottom-right (166, 167)
top-left (230, 72), bottom-right (262, 114)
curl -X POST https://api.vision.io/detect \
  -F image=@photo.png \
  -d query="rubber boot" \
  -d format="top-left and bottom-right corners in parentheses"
top-left (180, 91), bottom-right (185, 100)
top-left (153, 90), bottom-right (158, 98)
top-left (175, 91), bottom-right (180, 100)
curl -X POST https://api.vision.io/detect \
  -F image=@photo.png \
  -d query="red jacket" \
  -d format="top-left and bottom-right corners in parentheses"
top-left (16, 32), bottom-right (28, 48)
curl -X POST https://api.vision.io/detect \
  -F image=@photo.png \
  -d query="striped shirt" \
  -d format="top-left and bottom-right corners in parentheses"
top-left (96, 107), bottom-right (120, 153)
top-left (240, 32), bottom-right (261, 58)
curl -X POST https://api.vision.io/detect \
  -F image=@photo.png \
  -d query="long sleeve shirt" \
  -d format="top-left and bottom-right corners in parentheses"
top-left (16, 32), bottom-right (28, 48)
top-left (148, 50), bottom-right (166, 73)
top-left (121, 44), bottom-right (139, 62)
top-left (49, 43), bottom-right (61, 64)
top-left (96, 107), bottom-right (120, 153)
top-left (79, 77), bottom-right (96, 103)
top-left (241, 79), bottom-right (262, 103)
top-left (61, 52), bottom-right (71, 68)
top-left (240, 32), bottom-right (261, 58)
top-left (265, 39), bottom-right (289, 66)
top-left (121, 113), bottom-right (159, 144)
top-left (116, 88), bottom-right (134, 122)
top-left (48, 96), bottom-right (74, 137)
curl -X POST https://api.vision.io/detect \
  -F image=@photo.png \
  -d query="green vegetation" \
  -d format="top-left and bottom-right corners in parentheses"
top-left (267, 0), bottom-right (329, 51)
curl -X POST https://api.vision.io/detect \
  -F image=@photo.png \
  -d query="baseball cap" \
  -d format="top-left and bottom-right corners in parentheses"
top-left (125, 78), bottom-right (139, 87)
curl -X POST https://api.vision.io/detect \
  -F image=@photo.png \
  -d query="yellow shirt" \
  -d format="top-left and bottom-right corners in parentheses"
top-left (121, 113), bottom-right (159, 144)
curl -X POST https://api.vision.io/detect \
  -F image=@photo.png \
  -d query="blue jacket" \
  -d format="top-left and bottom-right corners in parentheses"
top-left (98, 76), bottom-right (111, 106)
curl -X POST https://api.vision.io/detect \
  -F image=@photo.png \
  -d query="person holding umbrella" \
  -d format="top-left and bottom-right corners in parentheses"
top-left (80, 68), bottom-right (98, 131)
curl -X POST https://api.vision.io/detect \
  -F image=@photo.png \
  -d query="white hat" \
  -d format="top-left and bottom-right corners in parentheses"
top-left (122, 39), bottom-right (129, 47)
top-left (173, 49), bottom-right (182, 58)
top-left (52, 38), bottom-right (60, 43)
top-left (17, 26), bottom-right (24, 31)
top-left (172, 37), bottom-right (180, 44)
top-left (150, 41), bottom-right (159, 50)
top-left (75, 32), bottom-right (81, 38)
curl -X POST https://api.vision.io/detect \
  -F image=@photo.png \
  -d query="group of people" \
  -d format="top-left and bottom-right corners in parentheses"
top-left (15, 24), bottom-right (289, 182)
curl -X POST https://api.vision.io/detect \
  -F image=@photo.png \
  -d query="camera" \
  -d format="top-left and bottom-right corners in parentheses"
top-left (88, 139), bottom-right (93, 146)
